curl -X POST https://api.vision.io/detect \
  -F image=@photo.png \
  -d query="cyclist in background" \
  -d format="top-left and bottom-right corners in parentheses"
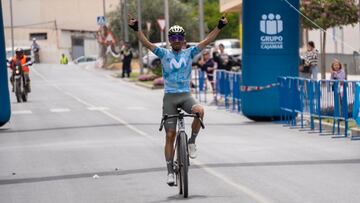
top-left (128, 14), bottom-right (228, 186)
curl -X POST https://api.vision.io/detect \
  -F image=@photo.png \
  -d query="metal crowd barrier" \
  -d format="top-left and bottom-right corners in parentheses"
top-left (193, 69), bottom-right (242, 113)
top-left (193, 71), bottom-right (360, 138)
top-left (278, 77), bottom-right (359, 138)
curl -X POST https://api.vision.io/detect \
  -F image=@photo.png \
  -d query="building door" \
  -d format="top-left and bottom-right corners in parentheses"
top-left (72, 37), bottom-right (84, 60)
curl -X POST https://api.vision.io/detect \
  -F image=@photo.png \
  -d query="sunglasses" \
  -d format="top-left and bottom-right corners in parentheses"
top-left (169, 35), bottom-right (185, 42)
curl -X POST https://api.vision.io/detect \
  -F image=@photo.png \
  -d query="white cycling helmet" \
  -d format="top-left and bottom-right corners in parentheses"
top-left (168, 25), bottom-right (185, 36)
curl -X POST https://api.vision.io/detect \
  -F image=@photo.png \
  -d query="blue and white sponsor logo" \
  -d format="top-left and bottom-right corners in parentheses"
top-left (260, 13), bottom-right (284, 50)
top-left (169, 58), bottom-right (186, 70)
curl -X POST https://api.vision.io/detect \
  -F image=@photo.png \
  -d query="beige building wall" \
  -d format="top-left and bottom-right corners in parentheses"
top-left (2, 0), bottom-right (118, 63)
top-left (307, 25), bottom-right (360, 55)
top-left (2, 0), bottom-right (118, 30)
top-left (219, 0), bottom-right (242, 13)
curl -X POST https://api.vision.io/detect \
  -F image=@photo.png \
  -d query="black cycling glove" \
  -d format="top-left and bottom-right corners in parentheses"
top-left (217, 17), bottom-right (227, 29)
top-left (129, 19), bottom-right (139, 31)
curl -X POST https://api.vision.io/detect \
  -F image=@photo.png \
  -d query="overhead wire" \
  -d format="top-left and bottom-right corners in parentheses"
top-left (281, 0), bottom-right (359, 52)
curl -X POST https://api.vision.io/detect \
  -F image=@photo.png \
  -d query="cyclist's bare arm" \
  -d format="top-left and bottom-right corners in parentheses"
top-left (198, 16), bottom-right (228, 50)
top-left (136, 31), bottom-right (156, 52)
top-left (128, 16), bottom-right (156, 52)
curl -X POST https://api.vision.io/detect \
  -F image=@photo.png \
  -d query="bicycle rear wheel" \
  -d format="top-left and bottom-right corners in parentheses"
top-left (179, 132), bottom-right (189, 198)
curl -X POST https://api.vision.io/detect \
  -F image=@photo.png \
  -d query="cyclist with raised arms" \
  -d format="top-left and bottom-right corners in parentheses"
top-left (128, 14), bottom-right (228, 186)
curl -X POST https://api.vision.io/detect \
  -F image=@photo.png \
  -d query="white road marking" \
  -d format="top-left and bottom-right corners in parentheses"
top-left (32, 68), bottom-right (94, 107)
top-left (192, 159), bottom-right (272, 203)
top-left (101, 110), bottom-right (150, 138)
top-left (126, 106), bottom-right (147, 110)
top-left (87, 106), bottom-right (109, 111)
top-left (33, 68), bottom-right (151, 138)
top-left (31, 66), bottom-right (271, 203)
top-left (12, 110), bottom-right (32, 115)
top-left (50, 108), bottom-right (71, 113)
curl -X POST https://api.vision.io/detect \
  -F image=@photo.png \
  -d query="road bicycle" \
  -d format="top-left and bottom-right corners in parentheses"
top-left (159, 108), bottom-right (205, 198)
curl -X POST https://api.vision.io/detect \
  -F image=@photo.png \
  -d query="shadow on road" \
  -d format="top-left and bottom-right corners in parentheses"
top-left (1, 158), bottom-right (359, 186)
top-left (0, 122), bottom-right (272, 134)
top-left (149, 194), bottom-right (227, 203)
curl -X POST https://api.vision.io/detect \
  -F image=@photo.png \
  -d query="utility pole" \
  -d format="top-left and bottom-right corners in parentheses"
top-left (164, 0), bottom-right (170, 48)
top-left (10, 0), bottom-right (14, 54)
top-left (120, 0), bottom-right (124, 40)
top-left (123, 0), bottom-right (129, 42)
top-left (103, 0), bottom-right (106, 16)
top-left (239, 8), bottom-right (243, 48)
top-left (137, 0), bottom-right (144, 74)
top-left (198, 0), bottom-right (205, 41)
top-left (341, 27), bottom-right (344, 54)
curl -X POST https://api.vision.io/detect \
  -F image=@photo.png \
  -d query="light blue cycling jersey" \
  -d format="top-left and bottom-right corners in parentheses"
top-left (153, 46), bottom-right (200, 93)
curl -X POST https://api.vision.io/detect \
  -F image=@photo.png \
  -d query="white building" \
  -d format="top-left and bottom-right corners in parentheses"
top-left (1, 0), bottom-right (119, 63)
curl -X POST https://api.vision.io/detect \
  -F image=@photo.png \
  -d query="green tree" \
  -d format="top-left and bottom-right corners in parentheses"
top-left (107, 0), bottom-right (200, 46)
top-left (301, 0), bottom-right (359, 79)
top-left (201, 0), bottom-right (239, 39)
top-left (108, 0), bottom-right (240, 47)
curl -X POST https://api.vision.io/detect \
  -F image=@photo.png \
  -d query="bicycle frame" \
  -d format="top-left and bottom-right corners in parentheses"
top-left (159, 109), bottom-right (205, 132)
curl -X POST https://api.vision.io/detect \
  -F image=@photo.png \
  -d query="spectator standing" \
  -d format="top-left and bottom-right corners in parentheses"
top-left (31, 38), bottom-right (40, 63)
top-left (197, 50), bottom-right (217, 93)
top-left (121, 43), bottom-right (133, 78)
top-left (330, 59), bottom-right (346, 116)
top-left (213, 44), bottom-right (231, 71)
top-left (60, 53), bottom-right (69, 65)
top-left (303, 41), bottom-right (319, 80)
top-left (330, 59), bottom-right (345, 80)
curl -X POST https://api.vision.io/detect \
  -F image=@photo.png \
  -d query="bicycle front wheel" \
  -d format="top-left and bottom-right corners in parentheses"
top-left (179, 132), bottom-right (189, 198)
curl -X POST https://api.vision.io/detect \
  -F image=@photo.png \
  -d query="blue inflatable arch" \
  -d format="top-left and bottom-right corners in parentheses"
top-left (241, 0), bottom-right (299, 120)
top-left (0, 1), bottom-right (11, 126)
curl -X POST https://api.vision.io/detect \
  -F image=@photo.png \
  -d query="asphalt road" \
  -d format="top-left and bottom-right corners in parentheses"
top-left (1, 64), bottom-right (360, 203)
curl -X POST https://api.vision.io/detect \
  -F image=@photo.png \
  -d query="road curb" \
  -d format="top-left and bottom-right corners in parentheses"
top-left (135, 82), bottom-right (163, 90)
top-left (110, 72), bottom-right (163, 90)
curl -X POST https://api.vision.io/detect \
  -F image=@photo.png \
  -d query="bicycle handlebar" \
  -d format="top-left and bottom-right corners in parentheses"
top-left (159, 113), bottom-right (205, 132)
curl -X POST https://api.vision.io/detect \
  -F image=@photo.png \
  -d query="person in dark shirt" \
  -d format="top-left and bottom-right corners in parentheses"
top-left (120, 43), bottom-right (133, 78)
top-left (212, 43), bottom-right (231, 71)
top-left (197, 50), bottom-right (217, 92)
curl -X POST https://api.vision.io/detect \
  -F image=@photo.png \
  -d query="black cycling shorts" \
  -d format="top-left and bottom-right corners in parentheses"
top-left (162, 92), bottom-right (198, 131)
